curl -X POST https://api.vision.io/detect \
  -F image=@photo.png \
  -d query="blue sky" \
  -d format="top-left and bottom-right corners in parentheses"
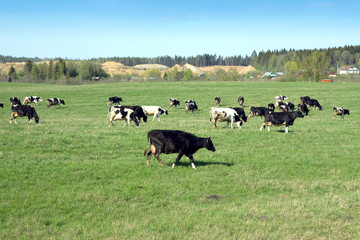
top-left (1, 0), bottom-right (359, 59)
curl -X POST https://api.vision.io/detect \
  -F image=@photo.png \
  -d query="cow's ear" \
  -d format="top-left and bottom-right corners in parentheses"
top-left (207, 136), bottom-right (212, 140)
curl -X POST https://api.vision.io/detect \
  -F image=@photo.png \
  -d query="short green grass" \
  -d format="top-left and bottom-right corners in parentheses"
top-left (0, 81), bottom-right (359, 239)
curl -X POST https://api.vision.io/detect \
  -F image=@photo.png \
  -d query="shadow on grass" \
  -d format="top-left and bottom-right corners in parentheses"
top-left (169, 160), bottom-right (234, 167)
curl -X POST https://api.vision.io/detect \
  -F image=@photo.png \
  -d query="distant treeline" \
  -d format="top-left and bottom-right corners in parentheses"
top-left (2, 45), bottom-right (359, 72)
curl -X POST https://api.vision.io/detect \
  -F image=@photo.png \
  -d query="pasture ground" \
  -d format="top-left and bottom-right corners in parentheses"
top-left (0, 81), bottom-right (359, 239)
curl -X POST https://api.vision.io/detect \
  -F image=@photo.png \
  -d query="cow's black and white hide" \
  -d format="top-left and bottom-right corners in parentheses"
top-left (231, 107), bottom-right (247, 122)
top-left (47, 98), bottom-right (65, 108)
top-left (279, 102), bottom-right (295, 112)
top-left (10, 97), bottom-right (22, 106)
top-left (214, 96), bottom-right (221, 106)
top-left (185, 100), bottom-right (198, 113)
top-left (23, 96), bottom-right (43, 105)
top-left (120, 105), bottom-right (148, 122)
top-left (141, 106), bottom-right (168, 121)
top-left (10, 105), bottom-right (39, 124)
top-left (0, 103), bottom-right (4, 108)
top-left (333, 107), bottom-right (350, 120)
top-left (268, 103), bottom-right (275, 111)
top-left (169, 98), bottom-right (180, 109)
top-left (108, 105), bottom-right (140, 127)
top-left (144, 129), bottom-right (216, 169)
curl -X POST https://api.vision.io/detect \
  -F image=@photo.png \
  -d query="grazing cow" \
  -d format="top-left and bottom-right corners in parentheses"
top-left (297, 103), bottom-right (309, 116)
top-left (121, 105), bottom-right (148, 122)
top-left (10, 105), bottom-right (39, 124)
top-left (144, 129), bottom-right (216, 169)
top-left (23, 96), bottom-right (43, 105)
top-left (0, 103), bottom-right (4, 108)
top-left (268, 103), bottom-right (275, 111)
top-left (300, 96), bottom-right (311, 104)
top-left (141, 106), bottom-right (168, 121)
top-left (10, 97), bottom-right (22, 106)
top-left (305, 99), bottom-right (322, 110)
top-left (210, 107), bottom-right (243, 129)
top-left (260, 111), bottom-right (304, 133)
top-left (185, 100), bottom-right (198, 113)
top-left (231, 107), bottom-right (247, 122)
top-left (279, 102), bottom-right (295, 112)
top-left (108, 106), bottom-right (140, 127)
top-left (47, 98), bottom-right (65, 108)
top-left (274, 95), bottom-right (288, 109)
top-left (214, 96), bottom-right (221, 106)
top-left (238, 96), bottom-right (244, 107)
top-left (333, 107), bottom-right (350, 120)
top-left (108, 96), bottom-right (122, 106)
top-left (169, 98), bottom-right (180, 109)
top-left (249, 107), bottom-right (269, 119)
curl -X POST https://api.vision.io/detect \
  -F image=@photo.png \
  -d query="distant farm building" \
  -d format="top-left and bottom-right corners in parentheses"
top-left (337, 66), bottom-right (359, 75)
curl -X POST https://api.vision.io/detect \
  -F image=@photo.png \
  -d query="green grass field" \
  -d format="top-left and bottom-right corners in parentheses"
top-left (0, 81), bottom-right (359, 239)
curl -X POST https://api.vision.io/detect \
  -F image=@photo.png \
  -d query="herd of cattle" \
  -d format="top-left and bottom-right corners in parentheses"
top-left (1, 94), bottom-right (351, 169)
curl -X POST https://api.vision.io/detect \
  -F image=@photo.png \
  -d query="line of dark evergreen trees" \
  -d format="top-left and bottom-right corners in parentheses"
top-left (2, 45), bottom-right (359, 71)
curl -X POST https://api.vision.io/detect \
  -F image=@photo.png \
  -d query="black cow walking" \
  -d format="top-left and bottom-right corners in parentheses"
top-left (144, 130), bottom-right (216, 169)
top-left (260, 111), bottom-right (304, 133)
top-left (169, 98), bottom-right (180, 109)
top-left (10, 105), bottom-right (39, 124)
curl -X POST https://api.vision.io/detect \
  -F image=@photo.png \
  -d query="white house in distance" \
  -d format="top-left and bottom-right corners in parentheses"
top-left (337, 65), bottom-right (359, 75)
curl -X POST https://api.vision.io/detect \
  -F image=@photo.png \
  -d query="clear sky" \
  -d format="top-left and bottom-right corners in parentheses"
top-left (1, 0), bottom-right (359, 59)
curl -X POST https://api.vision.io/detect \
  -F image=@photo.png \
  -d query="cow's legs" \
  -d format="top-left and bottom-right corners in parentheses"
top-left (172, 152), bottom-right (184, 168)
top-left (152, 115), bottom-right (156, 121)
top-left (154, 152), bottom-right (164, 167)
top-left (187, 154), bottom-right (196, 169)
top-left (9, 112), bottom-right (16, 124)
top-left (146, 151), bottom-right (153, 167)
top-left (260, 122), bottom-right (266, 131)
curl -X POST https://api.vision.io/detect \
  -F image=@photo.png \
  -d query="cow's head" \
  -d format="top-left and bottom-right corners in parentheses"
top-left (60, 100), bottom-right (65, 105)
top-left (204, 137), bottom-right (216, 152)
top-left (296, 111), bottom-right (305, 118)
top-left (344, 109), bottom-right (350, 115)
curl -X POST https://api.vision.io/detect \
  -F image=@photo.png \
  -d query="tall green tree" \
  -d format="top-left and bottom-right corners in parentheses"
top-left (301, 51), bottom-right (329, 82)
top-left (284, 61), bottom-right (298, 76)
top-left (8, 66), bottom-right (16, 80)
top-left (182, 68), bottom-right (193, 81)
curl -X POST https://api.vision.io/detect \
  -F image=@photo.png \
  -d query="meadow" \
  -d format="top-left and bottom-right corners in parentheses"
top-left (0, 81), bottom-right (359, 239)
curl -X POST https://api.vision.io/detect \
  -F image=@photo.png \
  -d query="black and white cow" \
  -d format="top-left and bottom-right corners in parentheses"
top-left (268, 103), bottom-right (275, 111)
top-left (23, 96), bottom-right (43, 105)
top-left (185, 100), bottom-right (198, 113)
top-left (260, 111), bottom-right (304, 133)
top-left (297, 103), bottom-right (309, 116)
top-left (231, 107), bottom-right (248, 122)
top-left (108, 105), bottom-right (140, 127)
top-left (108, 96), bottom-right (122, 106)
top-left (214, 96), bottom-right (221, 106)
top-left (238, 96), bottom-right (244, 107)
top-left (169, 98), bottom-right (180, 109)
top-left (300, 96), bottom-right (311, 104)
top-left (210, 107), bottom-right (243, 129)
top-left (47, 98), bottom-right (65, 108)
top-left (274, 95), bottom-right (288, 109)
top-left (249, 106), bottom-right (270, 119)
top-left (333, 107), bottom-right (350, 120)
top-left (141, 106), bottom-right (168, 121)
top-left (10, 97), bottom-right (22, 106)
top-left (144, 129), bottom-right (216, 169)
top-left (121, 105), bottom-right (148, 122)
top-left (0, 103), bottom-right (4, 108)
top-left (279, 102), bottom-right (295, 112)
top-left (10, 105), bottom-right (39, 124)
